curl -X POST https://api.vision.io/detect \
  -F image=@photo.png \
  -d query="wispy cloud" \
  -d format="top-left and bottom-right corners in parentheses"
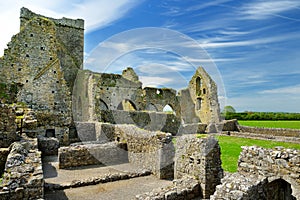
top-left (259, 84), bottom-right (300, 95)
top-left (198, 32), bottom-right (300, 48)
top-left (239, 0), bottom-right (300, 20)
top-left (0, 0), bottom-right (141, 55)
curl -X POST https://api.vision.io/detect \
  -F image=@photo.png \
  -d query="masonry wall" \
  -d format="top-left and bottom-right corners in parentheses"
top-left (174, 135), bottom-right (223, 198)
top-left (59, 142), bottom-right (128, 168)
top-left (0, 104), bottom-right (18, 147)
top-left (187, 67), bottom-right (221, 124)
top-left (211, 146), bottom-right (300, 199)
top-left (238, 125), bottom-right (300, 137)
top-left (96, 110), bottom-right (181, 135)
top-left (0, 139), bottom-right (43, 199)
top-left (123, 125), bottom-right (175, 179)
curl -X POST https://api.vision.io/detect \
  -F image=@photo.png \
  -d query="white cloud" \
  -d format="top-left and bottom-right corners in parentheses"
top-left (0, 0), bottom-right (141, 55)
top-left (259, 84), bottom-right (300, 95)
top-left (198, 32), bottom-right (300, 49)
top-left (240, 0), bottom-right (300, 20)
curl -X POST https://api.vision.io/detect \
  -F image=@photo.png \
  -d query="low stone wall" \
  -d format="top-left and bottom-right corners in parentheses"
top-left (0, 104), bottom-right (18, 147)
top-left (58, 142), bottom-right (128, 169)
top-left (175, 135), bottom-right (223, 199)
top-left (211, 173), bottom-right (268, 199)
top-left (238, 125), bottom-right (300, 137)
top-left (121, 125), bottom-right (175, 179)
top-left (46, 168), bottom-right (151, 191)
top-left (96, 110), bottom-right (181, 135)
top-left (37, 135), bottom-right (59, 155)
top-left (136, 177), bottom-right (201, 200)
top-left (71, 123), bottom-right (175, 179)
top-left (211, 146), bottom-right (300, 199)
top-left (220, 119), bottom-right (239, 131)
top-left (177, 123), bottom-right (207, 135)
top-left (238, 146), bottom-right (300, 198)
top-left (220, 131), bottom-right (300, 144)
top-left (0, 139), bottom-right (43, 199)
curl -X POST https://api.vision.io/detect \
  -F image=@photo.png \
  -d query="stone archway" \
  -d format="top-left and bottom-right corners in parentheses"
top-left (146, 103), bottom-right (158, 111)
top-left (163, 104), bottom-right (176, 115)
top-left (117, 99), bottom-right (137, 111)
top-left (265, 178), bottom-right (296, 200)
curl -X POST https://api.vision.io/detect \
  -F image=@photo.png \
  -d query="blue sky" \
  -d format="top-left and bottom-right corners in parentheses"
top-left (0, 0), bottom-right (300, 112)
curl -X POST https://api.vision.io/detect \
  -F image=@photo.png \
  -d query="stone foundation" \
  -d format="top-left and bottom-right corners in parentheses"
top-left (136, 177), bottom-right (201, 200)
top-left (238, 125), bottom-right (300, 137)
top-left (59, 141), bottom-right (128, 169)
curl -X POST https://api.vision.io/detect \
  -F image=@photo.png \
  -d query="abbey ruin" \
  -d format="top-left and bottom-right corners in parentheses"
top-left (0, 8), bottom-right (299, 200)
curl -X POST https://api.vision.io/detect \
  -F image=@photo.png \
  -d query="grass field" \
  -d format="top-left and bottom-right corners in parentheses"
top-left (238, 120), bottom-right (300, 129)
top-left (214, 135), bottom-right (300, 172)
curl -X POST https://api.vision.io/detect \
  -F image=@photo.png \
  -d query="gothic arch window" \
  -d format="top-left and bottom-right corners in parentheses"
top-left (163, 104), bottom-right (176, 115)
top-left (196, 77), bottom-right (202, 96)
top-left (146, 103), bottom-right (158, 111)
top-left (117, 99), bottom-right (137, 111)
top-left (196, 98), bottom-right (202, 110)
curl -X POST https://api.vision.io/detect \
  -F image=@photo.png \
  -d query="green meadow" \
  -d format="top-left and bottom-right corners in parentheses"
top-left (213, 135), bottom-right (300, 172)
top-left (238, 120), bottom-right (300, 129)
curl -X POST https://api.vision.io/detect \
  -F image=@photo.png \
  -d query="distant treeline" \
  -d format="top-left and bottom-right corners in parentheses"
top-left (222, 112), bottom-right (300, 120)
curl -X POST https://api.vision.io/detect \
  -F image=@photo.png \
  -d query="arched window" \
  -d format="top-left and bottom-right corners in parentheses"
top-left (163, 104), bottom-right (176, 115)
top-left (146, 103), bottom-right (158, 111)
top-left (196, 77), bottom-right (202, 96)
top-left (117, 99), bottom-right (137, 111)
top-left (196, 98), bottom-right (202, 110)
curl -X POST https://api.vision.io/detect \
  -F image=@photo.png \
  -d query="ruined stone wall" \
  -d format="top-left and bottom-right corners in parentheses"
top-left (211, 146), bottom-right (300, 199)
top-left (20, 7), bottom-right (84, 89)
top-left (143, 87), bottom-right (180, 115)
top-left (96, 110), bottom-right (180, 135)
top-left (187, 67), bottom-right (220, 124)
top-left (136, 177), bottom-right (201, 200)
top-left (0, 104), bottom-right (18, 147)
top-left (0, 8), bottom-right (83, 144)
top-left (0, 139), bottom-right (43, 199)
top-left (178, 88), bottom-right (200, 124)
top-left (238, 125), bottom-right (300, 137)
top-left (59, 142), bottom-right (128, 169)
top-left (175, 135), bottom-right (223, 199)
top-left (122, 125), bottom-right (175, 179)
top-left (238, 146), bottom-right (300, 198)
top-left (73, 69), bottom-right (144, 121)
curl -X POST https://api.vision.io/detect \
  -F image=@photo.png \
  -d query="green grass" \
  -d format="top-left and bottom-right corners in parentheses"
top-left (238, 120), bottom-right (300, 129)
top-left (216, 135), bottom-right (300, 172)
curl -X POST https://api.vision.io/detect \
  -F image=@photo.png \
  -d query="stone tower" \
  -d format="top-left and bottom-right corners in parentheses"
top-left (0, 7), bottom-right (84, 144)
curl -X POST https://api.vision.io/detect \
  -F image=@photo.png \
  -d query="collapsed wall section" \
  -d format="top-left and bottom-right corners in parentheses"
top-left (211, 146), bottom-right (300, 199)
top-left (0, 139), bottom-right (43, 199)
top-left (175, 135), bottom-right (223, 198)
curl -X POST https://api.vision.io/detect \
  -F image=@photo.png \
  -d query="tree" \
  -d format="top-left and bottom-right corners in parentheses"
top-left (222, 105), bottom-right (236, 114)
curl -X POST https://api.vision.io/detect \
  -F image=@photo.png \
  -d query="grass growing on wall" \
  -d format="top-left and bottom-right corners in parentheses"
top-left (238, 120), bottom-right (300, 129)
top-left (215, 135), bottom-right (300, 172)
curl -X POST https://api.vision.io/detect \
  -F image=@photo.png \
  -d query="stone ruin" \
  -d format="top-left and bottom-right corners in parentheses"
top-left (0, 7), bottom-right (299, 200)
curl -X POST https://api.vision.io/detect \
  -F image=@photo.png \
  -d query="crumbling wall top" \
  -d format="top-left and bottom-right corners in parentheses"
top-left (20, 7), bottom-right (84, 30)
